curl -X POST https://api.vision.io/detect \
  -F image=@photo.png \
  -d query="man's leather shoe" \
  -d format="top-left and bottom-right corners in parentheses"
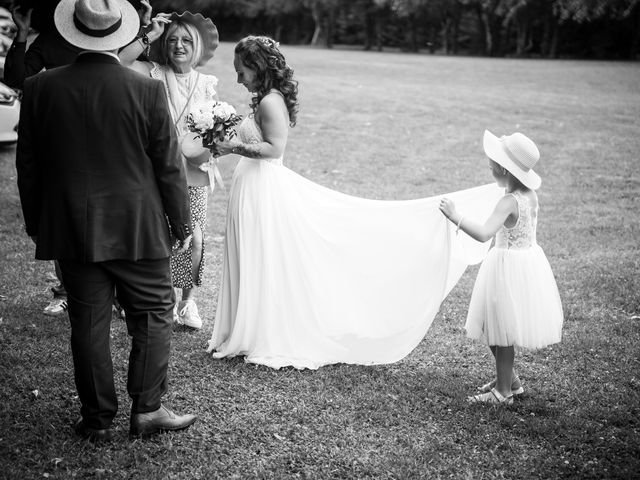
top-left (130, 405), bottom-right (197, 437)
top-left (74, 418), bottom-right (114, 443)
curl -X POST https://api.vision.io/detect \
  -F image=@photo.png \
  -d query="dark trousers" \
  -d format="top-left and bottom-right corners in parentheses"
top-left (58, 257), bottom-right (174, 430)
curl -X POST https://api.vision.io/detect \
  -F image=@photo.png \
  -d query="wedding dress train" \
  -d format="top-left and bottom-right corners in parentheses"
top-left (207, 116), bottom-right (502, 369)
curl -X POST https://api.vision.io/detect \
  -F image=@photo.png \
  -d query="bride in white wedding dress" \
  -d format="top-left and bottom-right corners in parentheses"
top-left (206, 36), bottom-right (501, 369)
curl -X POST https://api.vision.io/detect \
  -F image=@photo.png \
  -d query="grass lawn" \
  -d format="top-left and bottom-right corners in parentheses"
top-left (0, 43), bottom-right (638, 479)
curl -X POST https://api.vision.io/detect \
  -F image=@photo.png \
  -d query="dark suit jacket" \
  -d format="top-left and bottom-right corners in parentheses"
top-left (4, 29), bottom-right (82, 90)
top-left (16, 52), bottom-right (190, 262)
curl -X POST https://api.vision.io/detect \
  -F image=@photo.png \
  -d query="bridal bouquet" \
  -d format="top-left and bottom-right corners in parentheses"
top-left (185, 100), bottom-right (242, 155)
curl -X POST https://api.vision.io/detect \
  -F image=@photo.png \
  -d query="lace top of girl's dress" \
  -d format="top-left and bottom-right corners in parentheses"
top-left (236, 115), bottom-right (284, 166)
top-left (149, 62), bottom-right (219, 135)
top-left (494, 190), bottom-right (538, 250)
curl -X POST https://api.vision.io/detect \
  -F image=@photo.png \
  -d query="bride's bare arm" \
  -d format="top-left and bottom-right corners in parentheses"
top-left (216, 94), bottom-right (289, 158)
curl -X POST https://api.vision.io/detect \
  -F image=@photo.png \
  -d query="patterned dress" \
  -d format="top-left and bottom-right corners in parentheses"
top-left (150, 62), bottom-right (218, 289)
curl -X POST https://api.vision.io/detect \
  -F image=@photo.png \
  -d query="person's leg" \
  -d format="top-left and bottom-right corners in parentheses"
top-left (43, 261), bottom-right (68, 316)
top-left (57, 259), bottom-right (117, 430)
top-left (180, 222), bottom-right (203, 304)
top-left (189, 222), bottom-right (204, 293)
top-left (176, 222), bottom-right (204, 329)
top-left (480, 346), bottom-right (521, 392)
top-left (108, 257), bottom-right (174, 414)
top-left (112, 287), bottom-right (125, 320)
top-left (494, 346), bottom-right (515, 398)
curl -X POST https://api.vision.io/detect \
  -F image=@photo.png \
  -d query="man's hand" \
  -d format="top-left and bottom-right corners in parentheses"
top-left (173, 234), bottom-right (193, 254)
top-left (138, 0), bottom-right (152, 27)
top-left (11, 6), bottom-right (32, 42)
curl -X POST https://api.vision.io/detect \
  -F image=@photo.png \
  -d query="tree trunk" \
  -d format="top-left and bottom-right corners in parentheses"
top-left (325, 7), bottom-right (335, 48)
top-left (364, 9), bottom-right (374, 51)
top-left (630, 4), bottom-right (640, 59)
top-left (515, 22), bottom-right (527, 56)
top-left (310, 2), bottom-right (322, 46)
top-left (375, 11), bottom-right (382, 51)
top-left (364, 7), bottom-right (382, 52)
top-left (430, 27), bottom-right (437, 53)
top-left (274, 23), bottom-right (283, 43)
top-left (480, 11), bottom-right (494, 56)
top-left (442, 17), bottom-right (451, 54)
top-left (549, 23), bottom-right (558, 58)
top-left (540, 14), bottom-right (551, 57)
top-left (407, 17), bottom-right (418, 52)
top-left (452, 15), bottom-right (459, 54)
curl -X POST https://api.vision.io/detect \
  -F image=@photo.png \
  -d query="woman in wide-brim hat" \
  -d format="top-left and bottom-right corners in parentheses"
top-left (119, 7), bottom-right (220, 330)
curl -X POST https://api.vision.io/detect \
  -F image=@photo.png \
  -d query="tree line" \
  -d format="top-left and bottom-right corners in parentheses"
top-left (149, 0), bottom-right (639, 59)
top-left (3, 0), bottom-right (637, 59)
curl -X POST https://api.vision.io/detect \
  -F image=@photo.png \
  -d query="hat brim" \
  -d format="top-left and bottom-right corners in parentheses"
top-left (181, 133), bottom-right (211, 164)
top-left (55, 0), bottom-right (139, 51)
top-left (149, 11), bottom-right (219, 67)
top-left (483, 130), bottom-right (541, 190)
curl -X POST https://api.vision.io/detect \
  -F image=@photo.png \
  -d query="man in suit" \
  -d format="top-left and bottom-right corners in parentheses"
top-left (16, 0), bottom-right (197, 442)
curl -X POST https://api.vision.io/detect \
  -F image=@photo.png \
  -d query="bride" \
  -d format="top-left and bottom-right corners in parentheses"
top-left (207, 36), bottom-right (501, 369)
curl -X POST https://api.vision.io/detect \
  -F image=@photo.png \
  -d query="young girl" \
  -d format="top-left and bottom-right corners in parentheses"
top-left (439, 130), bottom-right (563, 404)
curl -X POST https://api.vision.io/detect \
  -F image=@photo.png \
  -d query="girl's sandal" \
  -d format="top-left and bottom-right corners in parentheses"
top-left (468, 388), bottom-right (514, 405)
top-left (478, 378), bottom-right (524, 396)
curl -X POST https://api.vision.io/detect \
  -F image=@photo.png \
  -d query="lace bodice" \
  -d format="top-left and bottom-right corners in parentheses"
top-left (236, 115), bottom-right (283, 165)
top-left (494, 191), bottom-right (538, 250)
top-left (150, 62), bottom-right (219, 135)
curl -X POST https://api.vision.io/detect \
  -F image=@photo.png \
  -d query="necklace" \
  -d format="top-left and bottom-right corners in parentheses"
top-left (164, 68), bottom-right (200, 133)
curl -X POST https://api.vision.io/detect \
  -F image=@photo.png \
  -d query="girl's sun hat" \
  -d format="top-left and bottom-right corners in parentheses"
top-left (483, 130), bottom-right (541, 190)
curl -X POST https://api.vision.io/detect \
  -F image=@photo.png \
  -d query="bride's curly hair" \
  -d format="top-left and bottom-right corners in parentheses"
top-left (235, 36), bottom-right (299, 127)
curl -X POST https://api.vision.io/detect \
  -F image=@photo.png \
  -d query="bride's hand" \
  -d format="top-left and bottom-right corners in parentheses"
top-left (214, 138), bottom-right (241, 157)
top-left (439, 198), bottom-right (457, 220)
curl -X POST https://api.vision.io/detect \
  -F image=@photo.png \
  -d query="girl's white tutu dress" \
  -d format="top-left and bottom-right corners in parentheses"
top-left (207, 115), bottom-right (504, 369)
top-left (465, 190), bottom-right (563, 348)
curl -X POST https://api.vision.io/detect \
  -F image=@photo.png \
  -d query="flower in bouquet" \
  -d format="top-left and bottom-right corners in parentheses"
top-left (186, 101), bottom-right (242, 155)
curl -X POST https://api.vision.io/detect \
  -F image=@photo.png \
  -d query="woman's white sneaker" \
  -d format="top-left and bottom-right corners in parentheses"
top-left (177, 300), bottom-right (202, 329)
top-left (43, 297), bottom-right (68, 316)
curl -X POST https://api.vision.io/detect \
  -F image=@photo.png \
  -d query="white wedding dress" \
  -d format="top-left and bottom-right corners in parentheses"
top-left (207, 115), bottom-right (503, 369)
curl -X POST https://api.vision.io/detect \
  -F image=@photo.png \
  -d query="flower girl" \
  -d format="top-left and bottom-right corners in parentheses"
top-left (439, 130), bottom-right (563, 404)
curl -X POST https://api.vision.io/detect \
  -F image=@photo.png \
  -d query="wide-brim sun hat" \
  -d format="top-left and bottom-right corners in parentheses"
top-left (149, 11), bottom-right (219, 67)
top-left (483, 130), bottom-right (542, 190)
top-left (181, 132), bottom-right (211, 166)
top-left (54, 0), bottom-right (139, 52)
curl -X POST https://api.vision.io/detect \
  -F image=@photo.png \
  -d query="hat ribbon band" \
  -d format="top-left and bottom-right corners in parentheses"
top-left (500, 137), bottom-right (531, 173)
top-left (73, 12), bottom-right (123, 38)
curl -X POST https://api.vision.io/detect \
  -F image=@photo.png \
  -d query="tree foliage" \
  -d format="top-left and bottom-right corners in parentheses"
top-left (147, 0), bottom-right (638, 58)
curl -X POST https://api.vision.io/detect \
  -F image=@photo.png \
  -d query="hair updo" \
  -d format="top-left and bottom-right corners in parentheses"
top-left (234, 36), bottom-right (299, 126)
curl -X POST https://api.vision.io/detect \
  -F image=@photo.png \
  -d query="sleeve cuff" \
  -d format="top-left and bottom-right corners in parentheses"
top-left (171, 222), bottom-right (192, 241)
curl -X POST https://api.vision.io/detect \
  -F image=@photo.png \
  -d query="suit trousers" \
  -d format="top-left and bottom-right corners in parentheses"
top-left (58, 257), bottom-right (174, 429)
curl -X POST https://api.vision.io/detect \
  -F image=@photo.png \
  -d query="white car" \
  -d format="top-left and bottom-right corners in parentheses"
top-left (0, 81), bottom-right (19, 143)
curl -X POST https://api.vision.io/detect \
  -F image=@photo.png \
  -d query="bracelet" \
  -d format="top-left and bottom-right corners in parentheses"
top-left (456, 216), bottom-right (464, 234)
top-left (137, 32), bottom-right (150, 57)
